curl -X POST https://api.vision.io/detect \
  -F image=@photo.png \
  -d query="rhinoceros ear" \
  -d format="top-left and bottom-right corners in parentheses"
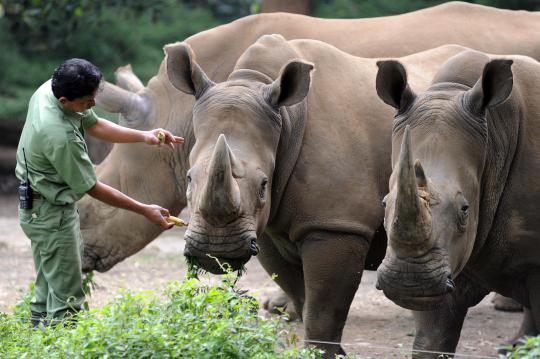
top-left (466, 59), bottom-right (513, 115)
top-left (165, 42), bottom-right (215, 99)
top-left (376, 60), bottom-right (416, 112)
top-left (265, 60), bottom-right (314, 109)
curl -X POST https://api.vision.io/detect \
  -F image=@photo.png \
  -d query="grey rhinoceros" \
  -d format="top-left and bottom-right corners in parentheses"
top-left (164, 33), bottom-right (470, 356)
top-left (80, 2), bottom-right (540, 273)
top-left (375, 50), bottom-right (540, 357)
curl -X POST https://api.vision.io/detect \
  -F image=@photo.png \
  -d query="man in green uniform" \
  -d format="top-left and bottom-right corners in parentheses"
top-left (16, 58), bottom-right (184, 326)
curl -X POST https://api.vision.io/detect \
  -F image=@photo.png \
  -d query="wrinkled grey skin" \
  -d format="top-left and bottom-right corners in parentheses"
top-left (165, 35), bottom-right (472, 357)
top-left (77, 4), bottom-right (540, 351)
top-left (375, 50), bottom-right (540, 357)
top-left (80, 2), bottom-right (540, 273)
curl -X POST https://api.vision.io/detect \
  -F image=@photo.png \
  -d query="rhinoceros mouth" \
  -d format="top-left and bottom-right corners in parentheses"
top-left (375, 247), bottom-right (453, 310)
top-left (184, 253), bottom-right (251, 275)
top-left (82, 243), bottom-right (121, 273)
top-left (376, 279), bottom-right (451, 310)
top-left (183, 229), bottom-right (259, 274)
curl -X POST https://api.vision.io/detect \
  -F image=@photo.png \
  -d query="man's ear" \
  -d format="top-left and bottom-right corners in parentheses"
top-left (376, 60), bottom-right (416, 112)
top-left (264, 60), bottom-right (314, 109)
top-left (164, 42), bottom-right (215, 99)
top-left (465, 59), bottom-right (513, 115)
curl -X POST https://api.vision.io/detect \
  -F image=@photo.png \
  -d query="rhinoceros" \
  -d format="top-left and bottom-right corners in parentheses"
top-left (80, 2), bottom-right (540, 274)
top-left (164, 33), bottom-right (472, 356)
top-left (375, 51), bottom-right (540, 357)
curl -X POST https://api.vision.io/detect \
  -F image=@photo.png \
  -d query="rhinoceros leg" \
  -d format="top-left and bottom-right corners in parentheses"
top-left (498, 308), bottom-right (537, 355)
top-left (525, 273), bottom-right (540, 335)
top-left (498, 275), bottom-right (540, 355)
top-left (412, 309), bottom-right (467, 358)
top-left (300, 231), bottom-right (369, 358)
top-left (412, 273), bottom-right (488, 358)
top-left (514, 308), bottom-right (537, 337)
top-left (257, 232), bottom-right (305, 321)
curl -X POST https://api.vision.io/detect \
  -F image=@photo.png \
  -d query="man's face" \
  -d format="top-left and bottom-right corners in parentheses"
top-left (59, 91), bottom-right (97, 113)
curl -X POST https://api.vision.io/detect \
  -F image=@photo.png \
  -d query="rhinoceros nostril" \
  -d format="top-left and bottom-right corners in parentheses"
top-left (446, 277), bottom-right (456, 293)
top-left (250, 239), bottom-right (259, 256)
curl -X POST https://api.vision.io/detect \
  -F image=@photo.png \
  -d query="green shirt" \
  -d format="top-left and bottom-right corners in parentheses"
top-left (15, 80), bottom-right (98, 205)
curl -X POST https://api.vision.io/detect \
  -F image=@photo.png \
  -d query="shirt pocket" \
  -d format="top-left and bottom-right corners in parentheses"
top-left (57, 208), bottom-right (66, 231)
top-left (57, 206), bottom-right (77, 231)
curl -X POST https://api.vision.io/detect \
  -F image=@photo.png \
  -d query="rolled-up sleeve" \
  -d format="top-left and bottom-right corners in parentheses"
top-left (82, 109), bottom-right (98, 129)
top-left (44, 134), bottom-right (97, 196)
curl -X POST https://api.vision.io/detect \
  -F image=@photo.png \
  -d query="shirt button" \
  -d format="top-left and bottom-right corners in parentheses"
top-left (32, 213), bottom-right (38, 219)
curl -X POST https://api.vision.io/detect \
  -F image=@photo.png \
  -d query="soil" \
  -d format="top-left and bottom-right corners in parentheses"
top-left (0, 195), bottom-right (521, 358)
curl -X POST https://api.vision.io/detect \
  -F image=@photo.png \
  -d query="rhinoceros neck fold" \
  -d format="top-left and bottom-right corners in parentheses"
top-left (268, 101), bottom-right (308, 224)
top-left (471, 98), bottom-right (521, 259)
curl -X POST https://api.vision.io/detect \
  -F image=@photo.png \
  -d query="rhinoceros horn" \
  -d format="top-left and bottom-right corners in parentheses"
top-left (114, 64), bottom-right (144, 93)
top-left (200, 134), bottom-right (241, 226)
top-left (391, 125), bottom-right (432, 258)
top-left (95, 81), bottom-right (152, 124)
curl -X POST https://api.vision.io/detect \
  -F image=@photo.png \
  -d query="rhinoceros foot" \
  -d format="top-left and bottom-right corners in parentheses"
top-left (262, 290), bottom-right (301, 321)
top-left (497, 308), bottom-right (536, 356)
top-left (498, 335), bottom-right (529, 356)
top-left (492, 293), bottom-right (523, 312)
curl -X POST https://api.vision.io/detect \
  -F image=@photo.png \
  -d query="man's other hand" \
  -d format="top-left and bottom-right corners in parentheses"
top-left (145, 128), bottom-right (184, 149)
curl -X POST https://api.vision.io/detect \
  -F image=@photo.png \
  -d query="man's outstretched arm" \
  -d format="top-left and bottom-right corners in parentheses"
top-left (87, 180), bottom-right (173, 230)
top-left (86, 118), bottom-right (184, 148)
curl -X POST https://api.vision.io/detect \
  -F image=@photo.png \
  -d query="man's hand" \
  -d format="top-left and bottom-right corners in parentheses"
top-left (145, 128), bottom-right (184, 149)
top-left (88, 181), bottom-right (175, 230)
top-left (141, 204), bottom-right (174, 229)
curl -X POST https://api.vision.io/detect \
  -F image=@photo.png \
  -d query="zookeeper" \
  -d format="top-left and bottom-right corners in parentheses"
top-left (15, 58), bottom-right (184, 326)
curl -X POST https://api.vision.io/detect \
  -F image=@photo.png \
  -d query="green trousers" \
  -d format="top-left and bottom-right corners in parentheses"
top-left (19, 198), bottom-right (85, 318)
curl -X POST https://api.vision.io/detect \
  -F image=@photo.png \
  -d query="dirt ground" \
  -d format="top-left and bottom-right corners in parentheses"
top-left (0, 195), bottom-right (522, 358)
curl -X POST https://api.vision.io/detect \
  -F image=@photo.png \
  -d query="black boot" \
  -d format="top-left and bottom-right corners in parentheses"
top-left (30, 311), bottom-right (47, 327)
top-left (49, 309), bottom-right (80, 328)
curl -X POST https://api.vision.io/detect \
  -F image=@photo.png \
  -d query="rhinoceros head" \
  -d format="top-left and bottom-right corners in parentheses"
top-left (165, 42), bottom-right (313, 274)
top-left (79, 56), bottom-right (193, 272)
top-left (374, 56), bottom-right (513, 310)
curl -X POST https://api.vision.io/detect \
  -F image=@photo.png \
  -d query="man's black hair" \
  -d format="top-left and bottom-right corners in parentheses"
top-left (51, 58), bottom-right (103, 100)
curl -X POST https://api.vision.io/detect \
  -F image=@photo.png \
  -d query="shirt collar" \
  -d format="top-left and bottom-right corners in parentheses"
top-left (45, 80), bottom-right (84, 119)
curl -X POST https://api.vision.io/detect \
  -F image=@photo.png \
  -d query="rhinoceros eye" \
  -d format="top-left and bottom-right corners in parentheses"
top-left (457, 201), bottom-right (470, 232)
top-left (259, 178), bottom-right (268, 199)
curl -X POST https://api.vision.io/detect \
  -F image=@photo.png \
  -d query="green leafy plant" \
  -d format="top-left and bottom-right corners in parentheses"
top-left (0, 271), bottom-right (323, 358)
top-left (503, 336), bottom-right (540, 359)
top-left (81, 271), bottom-right (96, 311)
top-left (185, 253), bottom-right (247, 280)
top-left (0, 0), bottom-right (171, 52)
top-left (11, 281), bottom-right (34, 321)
